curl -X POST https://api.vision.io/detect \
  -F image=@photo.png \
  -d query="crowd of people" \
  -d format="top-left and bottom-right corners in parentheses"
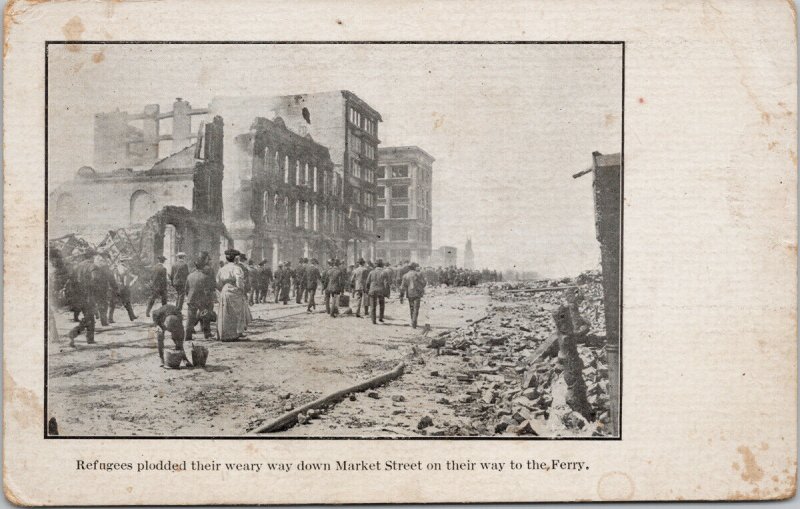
top-left (420, 266), bottom-right (502, 287)
top-left (49, 248), bottom-right (500, 369)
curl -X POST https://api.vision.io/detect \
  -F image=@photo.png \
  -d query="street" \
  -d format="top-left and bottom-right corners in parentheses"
top-left (48, 286), bottom-right (490, 437)
top-left (49, 274), bottom-right (611, 438)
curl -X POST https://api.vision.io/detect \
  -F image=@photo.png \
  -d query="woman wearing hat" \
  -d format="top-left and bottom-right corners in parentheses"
top-left (215, 249), bottom-right (252, 341)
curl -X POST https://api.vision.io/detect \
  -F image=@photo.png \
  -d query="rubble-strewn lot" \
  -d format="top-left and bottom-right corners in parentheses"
top-left (273, 271), bottom-right (613, 438)
top-left (49, 271), bottom-right (613, 438)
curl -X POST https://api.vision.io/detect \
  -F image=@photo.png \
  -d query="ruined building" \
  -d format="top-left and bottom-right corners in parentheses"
top-left (226, 116), bottom-right (346, 268)
top-left (210, 91), bottom-right (382, 263)
top-left (50, 99), bottom-right (228, 268)
top-left (375, 146), bottom-right (434, 265)
top-left (463, 237), bottom-right (475, 269)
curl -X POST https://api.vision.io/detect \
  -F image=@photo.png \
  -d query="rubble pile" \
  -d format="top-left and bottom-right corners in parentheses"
top-left (419, 272), bottom-right (612, 437)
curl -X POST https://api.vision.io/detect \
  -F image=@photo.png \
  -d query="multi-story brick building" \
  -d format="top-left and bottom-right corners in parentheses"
top-left (375, 146), bottom-right (434, 265)
top-left (226, 116), bottom-right (346, 268)
top-left (210, 91), bottom-right (382, 263)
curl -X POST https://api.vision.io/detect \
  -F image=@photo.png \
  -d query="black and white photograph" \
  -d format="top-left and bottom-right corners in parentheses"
top-left (45, 41), bottom-right (623, 439)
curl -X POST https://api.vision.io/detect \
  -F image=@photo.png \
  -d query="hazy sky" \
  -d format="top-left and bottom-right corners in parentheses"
top-left (48, 43), bottom-right (622, 277)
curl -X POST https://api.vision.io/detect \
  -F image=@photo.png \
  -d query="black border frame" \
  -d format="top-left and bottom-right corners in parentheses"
top-left (44, 40), bottom-right (624, 441)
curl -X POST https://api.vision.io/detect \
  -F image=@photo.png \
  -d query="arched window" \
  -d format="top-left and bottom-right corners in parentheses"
top-left (130, 190), bottom-right (158, 224)
top-left (284, 155), bottom-right (289, 184)
top-left (312, 167), bottom-right (318, 192)
top-left (274, 151), bottom-right (280, 177)
top-left (295, 200), bottom-right (301, 228)
top-left (284, 196), bottom-right (290, 224)
top-left (295, 160), bottom-right (301, 186)
top-left (262, 191), bottom-right (269, 221)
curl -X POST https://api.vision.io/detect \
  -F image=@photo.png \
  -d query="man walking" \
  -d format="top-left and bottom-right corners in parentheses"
top-left (350, 258), bottom-right (369, 318)
top-left (363, 261), bottom-right (374, 317)
top-left (236, 253), bottom-right (252, 305)
top-left (93, 256), bottom-right (116, 326)
top-left (145, 255), bottom-right (168, 317)
top-left (400, 262), bottom-right (427, 329)
top-left (257, 260), bottom-right (271, 303)
top-left (397, 261), bottom-right (412, 304)
top-left (321, 259), bottom-right (331, 313)
top-left (184, 252), bottom-right (215, 341)
top-left (278, 261), bottom-right (292, 305)
top-left (108, 258), bottom-right (137, 323)
top-left (68, 252), bottom-right (102, 346)
top-left (273, 262), bottom-right (283, 303)
top-left (383, 262), bottom-right (395, 299)
top-left (324, 259), bottom-right (345, 317)
top-left (366, 259), bottom-right (390, 324)
top-left (294, 257), bottom-right (306, 304)
top-left (246, 258), bottom-right (259, 305)
top-left (305, 258), bottom-right (322, 313)
top-left (170, 252), bottom-right (190, 311)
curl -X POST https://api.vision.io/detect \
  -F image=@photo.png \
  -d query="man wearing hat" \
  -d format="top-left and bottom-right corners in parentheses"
top-left (350, 258), bottom-right (369, 318)
top-left (273, 262), bottom-right (284, 304)
top-left (294, 257), bottom-right (307, 304)
top-left (323, 259), bottom-right (345, 317)
top-left (245, 257), bottom-right (259, 305)
top-left (170, 252), bottom-right (190, 312)
top-left (320, 259), bottom-right (331, 311)
top-left (277, 261), bottom-right (292, 305)
top-left (400, 262), bottom-right (427, 329)
top-left (67, 251), bottom-right (102, 346)
top-left (92, 255), bottom-right (116, 327)
top-left (235, 253), bottom-right (252, 305)
top-left (257, 260), bottom-right (272, 304)
top-left (145, 255), bottom-right (169, 317)
top-left (366, 259), bottom-right (390, 324)
top-left (323, 260), bottom-right (342, 318)
top-left (109, 257), bottom-right (138, 323)
top-left (184, 251), bottom-right (215, 341)
top-left (304, 258), bottom-right (322, 313)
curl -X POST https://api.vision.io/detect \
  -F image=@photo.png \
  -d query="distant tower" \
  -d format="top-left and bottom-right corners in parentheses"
top-left (464, 237), bottom-right (475, 269)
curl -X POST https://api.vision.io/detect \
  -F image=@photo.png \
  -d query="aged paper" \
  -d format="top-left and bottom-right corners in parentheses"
top-left (3, 0), bottom-right (796, 504)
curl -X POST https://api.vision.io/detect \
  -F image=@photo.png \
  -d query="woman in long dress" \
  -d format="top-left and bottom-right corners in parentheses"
top-left (216, 249), bottom-right (252, 341)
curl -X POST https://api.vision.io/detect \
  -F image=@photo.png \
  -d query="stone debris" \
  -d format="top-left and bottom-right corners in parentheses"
top-left (407, 271), bottom-right (612, 437)
top-left (428, 337), bottom-right (447, 349)
top-left (417, 415), bottom-right (434, 430)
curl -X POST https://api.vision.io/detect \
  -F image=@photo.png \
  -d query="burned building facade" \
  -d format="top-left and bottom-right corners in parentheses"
top-left (225, 116), bottom-right (345, 268)
top-left (50, 99), bottom-right (228, 268)
top-left (210, 91), bottom-right (382, 263)
top-left (375, 146), bottom-right (434, 265)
